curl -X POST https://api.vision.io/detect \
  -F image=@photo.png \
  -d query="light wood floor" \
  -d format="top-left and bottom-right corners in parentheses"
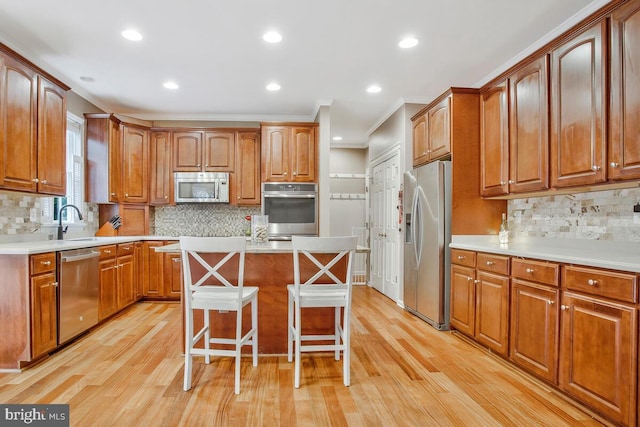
top-left (0, 286), bottom-right (609, 426)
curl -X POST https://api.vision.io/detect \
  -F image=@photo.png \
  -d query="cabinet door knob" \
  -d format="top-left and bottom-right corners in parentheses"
top-left (548, 300), bottom-right (555, 305)
top-left (467, 277), bottom-right (473, 282)
top-left (284, 172), bottom-right (288, 176)
top-left (610, 162), bottom-right (619, 168)
top-left (474, 279), bottom-right (480, 284)
top-left (486, 261), bottom-right (494, 266)
top-left (173, 258), bottom-right (181, 263)
top-left (500, 181), bottom-right (506, 185)
top-left (508, 180), bottom-right (515, 184)
top-left (125, 193), bottom-right (129, 197)
top-left (560, 304), bottom-right (569, 311)
top-left (41, 179), bottom-right (47, 184)
top-left (205, 164), bottom-right (209, 168)
top-left (293, 172), bottom-right (297, 176)
top-left (591, 165), bottom-right (601, 171)
top-left (111, 192), bottom-right (116, 196)
top-left (164, 195), bottom-right (168, 199)
top-left (197, 164), bottom-right (201, 168)
top-left (526, 268), bottom-right (534, 273)
top-left (52, 282), bottom-right (58, 287)
top-left (32, 178), bottom-right (39, 183)
top-left (587, 279), bottom-right (598, 286)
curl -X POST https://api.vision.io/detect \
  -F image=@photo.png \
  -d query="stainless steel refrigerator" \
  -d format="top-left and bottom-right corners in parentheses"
top-left (403, 160), bottom-right (451, 330)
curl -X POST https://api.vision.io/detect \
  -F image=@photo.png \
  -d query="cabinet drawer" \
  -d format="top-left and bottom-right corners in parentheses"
top-left (451, 249), bottom-right (475, 267)
top-left (117, 243), bottom-right (135, 256)
top-left (30, 252), bottom-right (56, 274)
top-left (512, 258), bottom-right (559, 287)
top-left (477, 253), bottom-right (509, 275)
top-left (98, 245), bottom-right (117, 259)
top-left (562, 265), bottom-right (637, 303)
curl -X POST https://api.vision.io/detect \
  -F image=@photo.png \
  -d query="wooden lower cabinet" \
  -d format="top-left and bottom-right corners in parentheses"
top-left (143, 241), bottom-right (180, 300)
top-left (559, 291), bottom-right (637, 426)
top-left (117, 253), bottom-right (136, 309)
top-left (98, 256), bottom-right (118, 321)
top-left (474, 270), bottom-right (509, 356)
top-left (450, 264), bottom-right (476, 336)
top-left (509, 279), bottom-right (559, 383)
top-left (30, 270), bottom-right (57, 358)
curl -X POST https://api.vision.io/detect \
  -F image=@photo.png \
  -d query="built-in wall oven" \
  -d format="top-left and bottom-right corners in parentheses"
top-left (261, 182), bottom-right (318, 240)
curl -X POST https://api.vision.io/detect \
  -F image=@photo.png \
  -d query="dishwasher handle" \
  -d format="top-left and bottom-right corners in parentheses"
top-left (60, 251), bottom-right (100, 263)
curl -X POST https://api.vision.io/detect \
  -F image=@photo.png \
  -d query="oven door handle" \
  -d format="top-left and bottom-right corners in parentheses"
top-left (263, 194), bottom-right (316, 198)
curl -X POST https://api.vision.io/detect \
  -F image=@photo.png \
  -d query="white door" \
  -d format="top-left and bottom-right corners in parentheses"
top-left (370, 153), bottom-right (400, 301)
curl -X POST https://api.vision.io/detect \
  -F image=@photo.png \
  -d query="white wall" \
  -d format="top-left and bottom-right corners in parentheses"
top-left (329, 148), bottom-right (367, 237)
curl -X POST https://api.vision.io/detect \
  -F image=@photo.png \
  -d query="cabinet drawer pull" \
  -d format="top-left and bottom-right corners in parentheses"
top-left (560, 305), bottom-right (569, 311)
top-left (587, 279), bottom-right (598, 286)
top-left (526, 268), bottom-right (534, 273)
top-left (104, 249), bottom-right (111, 254)
top-left (485, 261), bottom-right (494, 266)
top-left (40, 260), bottom-right (52, 266)
top-left (457, 255), bottom-right (465, 260)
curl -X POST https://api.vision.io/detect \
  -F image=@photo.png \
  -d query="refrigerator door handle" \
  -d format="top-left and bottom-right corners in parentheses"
top-left (413, 189), bottom-right (423, 266)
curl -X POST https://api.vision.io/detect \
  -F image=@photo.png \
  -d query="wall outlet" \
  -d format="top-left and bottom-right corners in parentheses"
top-left (88, 211), bottom-right (94, 222)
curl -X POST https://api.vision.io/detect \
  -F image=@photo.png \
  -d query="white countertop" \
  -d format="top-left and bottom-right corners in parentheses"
top-left (450, 235), bottom-right (640, 273)
top-left (0, 236), bottom-right (370, 255)
top-left (0, 236), bottom-right (177, 255)
top-left (157, 241), bottom-right (371, 254)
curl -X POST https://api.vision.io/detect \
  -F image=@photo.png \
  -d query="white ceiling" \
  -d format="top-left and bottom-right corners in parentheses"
top-left (0, 0), bottom-right (610, 148)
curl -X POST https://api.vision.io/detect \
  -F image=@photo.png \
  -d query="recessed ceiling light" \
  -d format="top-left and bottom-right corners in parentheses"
top-left (366, 85), bottom-right (382, 94)
top-left (163, 81), bottom-right (179, 90)
top-left (266, 82), bottom-right (281, 91)
top-left (263, 31), bottom-right (283, 43)
top-left (398, 37), bottom-right (418, 49)
top-left (79, 76), bottom-right (95, 82)
top-left (121, 29), bottom-right (143, 41)
top-left (332, 136), bottom-right (343, 141)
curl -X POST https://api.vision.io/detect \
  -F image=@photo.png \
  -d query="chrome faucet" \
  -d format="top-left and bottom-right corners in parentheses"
top-left (57, 204), bottom-right (83, 240)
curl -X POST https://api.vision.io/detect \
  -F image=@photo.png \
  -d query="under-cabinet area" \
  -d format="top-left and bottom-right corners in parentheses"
top-left (450, 238), bottom-right (640, 427)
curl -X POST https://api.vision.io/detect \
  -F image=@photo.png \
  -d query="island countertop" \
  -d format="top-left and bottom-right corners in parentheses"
top-left (157, 241), bottom-right (370, 254)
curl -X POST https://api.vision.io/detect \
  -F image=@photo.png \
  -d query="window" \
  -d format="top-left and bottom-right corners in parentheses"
top-left (42, 113), bottom-right (85, 223)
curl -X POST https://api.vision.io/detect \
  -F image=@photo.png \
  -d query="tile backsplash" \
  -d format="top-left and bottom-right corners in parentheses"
top-left (508, 187), bottom-right (640, 242)
top-left (0, 192), bottom-right (100, 241)
top-left (153, 204), bottom-right (260, 237)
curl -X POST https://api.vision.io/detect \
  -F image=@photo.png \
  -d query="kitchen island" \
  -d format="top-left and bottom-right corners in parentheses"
top-left (157, 241), bottom-right (370, 355)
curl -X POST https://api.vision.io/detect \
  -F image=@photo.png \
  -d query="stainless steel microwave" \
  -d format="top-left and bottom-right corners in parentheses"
top-left (174, 172), bottom-right (229, 203)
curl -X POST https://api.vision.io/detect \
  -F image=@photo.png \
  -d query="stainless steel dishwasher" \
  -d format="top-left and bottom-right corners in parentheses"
top-left (57, 248), bottom-right (100, 344)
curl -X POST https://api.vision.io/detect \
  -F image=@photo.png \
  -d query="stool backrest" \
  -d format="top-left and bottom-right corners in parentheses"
top-left (179, 236), bottom-right (247, 292)
top-left (291, 236), bottom-right (358, 288)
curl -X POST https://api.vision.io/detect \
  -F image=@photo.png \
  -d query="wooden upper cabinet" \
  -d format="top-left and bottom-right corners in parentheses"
top-left (610, 0), bottom-right (640, 180)
top-left (412, 96), bottom-right (452, 167)
top-left (290, 126), bottom-right (316, 182)
top-left (0, 53), bottom-right (38, 192)
top-left (233, 131), bottom-right (260, 205)
top-left (427, 97), bottom-right (451, 160)
top-left (149, 130), bottom-right (172, 205)
top-left (121, 125), bottom-right (149, 203)
top-left (172, 131), bottom-right (203, 172)
top-left (509, 56), bottom-right (549, 193)
top-left (85, 114), bottom-right (122, 203)
top-left (412, 113), bottom-right (428, 167)
top-left (480, 81), bottom-right (509, 197)
top-left (262, 124), bottom-right (317, 182)
top-left (203, 131), bottom-right (234, 172)
top-left (173, 130), bottom-right (235, 172)
top-left (36, 77), bottom-right (66, 195)
top-left (0, 52), bottom-right (67, 196)
top-left (550, 20), bottom-right (607, 188)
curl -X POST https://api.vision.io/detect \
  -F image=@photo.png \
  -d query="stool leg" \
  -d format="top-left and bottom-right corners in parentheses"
top-left (334, 306), bottom-right (340, 360)
top-left (204, 309), bottom-right (211, 365)
top-left (184, 307), bottom-right (193, 391)
top-left (252, 297), bottom-right (258, 367)
top-left (287, 291), bottom-right (294, 363)
top-left (294, 302), bottom-right (301, 388)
